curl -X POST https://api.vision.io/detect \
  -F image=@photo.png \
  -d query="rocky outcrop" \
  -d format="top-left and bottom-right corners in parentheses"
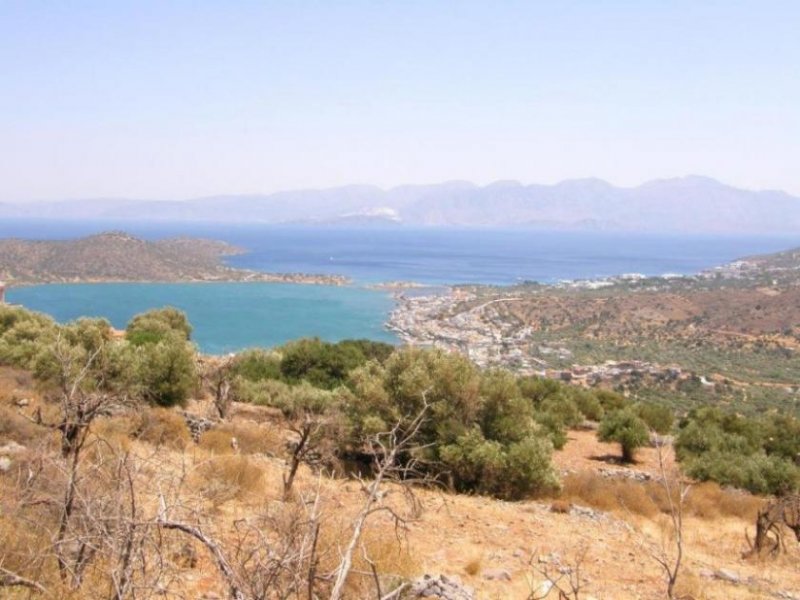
top-left (409, 574), bottom-right (475, 599)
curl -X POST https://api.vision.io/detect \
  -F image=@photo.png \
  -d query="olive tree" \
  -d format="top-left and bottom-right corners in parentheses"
top-left (598, 408), bottom-right (649, 463)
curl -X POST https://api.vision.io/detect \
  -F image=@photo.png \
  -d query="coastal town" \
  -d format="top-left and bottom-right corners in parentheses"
top-left (385, 252), bottom-right (799, 394)
top-left (386, 284), bottom-right (690, 387)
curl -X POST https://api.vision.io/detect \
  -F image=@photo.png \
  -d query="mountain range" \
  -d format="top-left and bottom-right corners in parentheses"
top-left (3, 176), bottom-right (799, 234)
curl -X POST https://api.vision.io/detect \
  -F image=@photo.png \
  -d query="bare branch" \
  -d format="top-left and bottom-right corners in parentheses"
top-left (0, 565), bottom-right (48, 594)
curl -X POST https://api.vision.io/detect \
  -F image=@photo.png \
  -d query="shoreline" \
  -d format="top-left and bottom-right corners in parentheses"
top-left (2, 272), bottom-right (353, 288)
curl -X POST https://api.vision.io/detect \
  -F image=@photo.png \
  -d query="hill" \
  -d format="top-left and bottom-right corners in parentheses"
top-left (2, 176), bottom-right (800, 233)
top-left (0, 231), bottom-right (347, 285)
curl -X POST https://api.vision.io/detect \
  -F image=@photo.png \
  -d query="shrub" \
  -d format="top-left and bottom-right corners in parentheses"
top-left (229, 348), bottom-right (282, 382)
top-left (0, 306), bottom-right (58, 369)
top-left (684, 450), bottom-right (800, 495)
top-left (594, 389), bottom-right (629, 412)
top-left (280, 337), bottom-right (379, 389)
top-left (636, 402), bottom-right (674, 434)
top-left (126, 307), bottom-right (192, 344)
top-left (438, 429), bottom-right (558, 500)
top-left (518, 376), bottom-right (563, 406)
top-left (571, 389), bottom-right (604, 421)
top-left (232, 377), bottom-right (292, 405)
top-left (675, 406), bottom-right (800, 494)
top-left (345, 348), bottom-right (559, 499)
top-left (533, 411), bottom-right (568, 450)
top-left (130, 331), bottom-right (197, 407)
top-left (761, 414), bottom-right (800, 462)
top-left (598, 409), bottom-right (649, 463)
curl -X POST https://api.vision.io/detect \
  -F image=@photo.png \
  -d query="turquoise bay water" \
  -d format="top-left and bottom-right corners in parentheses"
top-left (7, 282), bottom-right (397, 354)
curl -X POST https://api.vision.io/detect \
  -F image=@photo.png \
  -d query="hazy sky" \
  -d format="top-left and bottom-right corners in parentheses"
top-left (1, 1), bottom-right (799, 202)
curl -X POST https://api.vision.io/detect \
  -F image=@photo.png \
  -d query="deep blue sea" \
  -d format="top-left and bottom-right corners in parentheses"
top-left (2, 219), bottom-right (797, 352)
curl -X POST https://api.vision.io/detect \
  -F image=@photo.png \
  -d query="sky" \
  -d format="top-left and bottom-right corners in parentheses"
top-left (1, 1), bottom-right (799, 202)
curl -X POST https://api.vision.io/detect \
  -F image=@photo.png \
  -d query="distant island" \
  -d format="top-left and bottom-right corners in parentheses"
top-left (1, 175), bottom-right (800, 233)
top-left (0, 231), bottom-right (349, 286)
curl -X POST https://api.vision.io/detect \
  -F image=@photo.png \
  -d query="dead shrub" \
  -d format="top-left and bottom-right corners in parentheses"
top-left (133, 407), bottom-right (191, 450)
top-left (194, 455), bottom-right (264, 504)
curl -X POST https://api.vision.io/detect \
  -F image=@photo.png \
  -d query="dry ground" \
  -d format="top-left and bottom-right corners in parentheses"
top-left (2, 368), bottom-right (799, 599)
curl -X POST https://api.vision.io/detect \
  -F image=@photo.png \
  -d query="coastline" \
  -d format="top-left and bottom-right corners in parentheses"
top-left (2, 271), bottom-right (352, 288)
top-left (383, 250), bottom-right (796, 380)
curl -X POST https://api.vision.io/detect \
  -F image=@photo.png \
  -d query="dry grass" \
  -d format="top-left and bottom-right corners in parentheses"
top-left (549, 499), bottom-right (572, 514)
top-left (90, 415), bottom-right (136, 451)
top-left (193, 455), bottom-right (265, 505)
top-left (198, 429), bottom-right (238, 454)
top-left (0, 366), bottom-right (36, 407)
top-left (133, 407), bottom-right (191, 450)
top-left (355, 530), bottom-right (419, 592)
top-left (560, 471), bottom-right (660, 518)
top-left (199, 421), bottom-right (284, 456)
top-left (559, 471), bottom-right (763, 523)
top-left (0, 404), bottom-right (46, 445)
top-left (673, 569), bottom-right (710, 600)
top-left (684, 481), bottom-right (762, 521)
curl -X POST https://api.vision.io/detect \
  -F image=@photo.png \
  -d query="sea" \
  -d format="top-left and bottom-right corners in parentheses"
top-left (2, 220), bottom-right (797, 353)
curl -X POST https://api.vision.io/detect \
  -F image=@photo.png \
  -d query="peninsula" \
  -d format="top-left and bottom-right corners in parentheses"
top-left (0, 231), bottom-right (349, 286)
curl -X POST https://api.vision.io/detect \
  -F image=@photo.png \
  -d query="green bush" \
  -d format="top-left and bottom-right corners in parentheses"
top-left (518, 376), bottom-right (563, 406)
top-left (126, 307), bottom-right (192, 345)
top-left (675, 406), bottom-right (800, 494)
top-left (684, 450), bottom-right (800, 495)
top-left (345, 348), bottom-right (558, 499)
top-left (279, 338), bottom-right (354, 389)
top-left (230, 377), bottom-right (290, 406)
top-left (636, 402), bottom-right (674, 434)
top-left (0, 306), bottom-right (58, 369)
top-left (571, 389), bottom-right (604, 421)
top-left (130, 331), bottom-right (197, 407)
top-left (594, 389), bottom-right (629, 412)
top-left (122, 309), bottom-right (198, 407)
top-left (761, 414), bottom-right (800, 462)
top-left (598, 409), bottom-right (649, 463)
top-left (229, 348), bottom-right (282, 383)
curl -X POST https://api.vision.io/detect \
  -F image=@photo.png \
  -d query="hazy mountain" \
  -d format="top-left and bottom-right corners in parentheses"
top-left (3, 176), bottom-right (799, 234)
